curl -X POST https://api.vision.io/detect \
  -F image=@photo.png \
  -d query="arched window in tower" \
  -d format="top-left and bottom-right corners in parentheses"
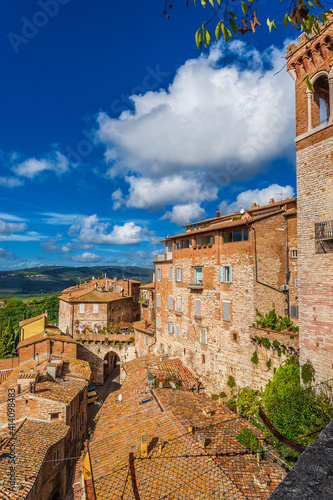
top-left (312, 74), bottom-right (330, 127)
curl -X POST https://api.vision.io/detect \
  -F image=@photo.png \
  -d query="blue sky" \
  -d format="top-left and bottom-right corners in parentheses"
top-left (0, 0), bottom-right (298, 270)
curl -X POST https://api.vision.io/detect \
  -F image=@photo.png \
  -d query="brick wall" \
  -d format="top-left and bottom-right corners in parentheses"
top-left (154, 210), bottom-right (297, 394)
top-left (287, 25), bottom-right (333, 381)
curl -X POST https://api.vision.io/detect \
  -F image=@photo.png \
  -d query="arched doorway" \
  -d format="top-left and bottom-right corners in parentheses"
top-left (103, 351), bottom-right (119, 381)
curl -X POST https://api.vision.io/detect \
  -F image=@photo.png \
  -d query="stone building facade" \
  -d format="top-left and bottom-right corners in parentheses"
top-left (154, 199), bottom-right (298, 393)
top-left (139, 282), bottom-right (155, 324)
top-left (287, 24), bottom-right (333, 381)
top-left (58, 276), bottom-right (141, 336)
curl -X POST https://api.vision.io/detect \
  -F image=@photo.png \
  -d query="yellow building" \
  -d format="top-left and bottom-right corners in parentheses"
top-left (19, 313), bottom-right (48, 341)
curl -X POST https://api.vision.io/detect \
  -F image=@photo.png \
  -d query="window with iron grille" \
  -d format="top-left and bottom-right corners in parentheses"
top-left (290, 305), bottom-right (298, 319)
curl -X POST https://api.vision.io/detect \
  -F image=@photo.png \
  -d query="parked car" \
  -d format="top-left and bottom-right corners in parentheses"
top-left (87, 390), bottom-right (98, 405)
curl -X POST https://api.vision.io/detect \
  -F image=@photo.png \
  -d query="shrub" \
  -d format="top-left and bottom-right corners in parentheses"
top-left (211, 394), bottom-right (219, 400)
top-left (236, 428), bottom-right (258, 453)
top-left (266, 358), bottom-right (272, 370)
top-left (227, 375), bottom-right (236, 388)
top-left (301, 361), bottom-right (316, 385)
top-left (219, 391), bottom-right (227, 399)
top-left (261, 337), bottom-right (271, 349)
top-left (251, 351), bottom-right (259, 365)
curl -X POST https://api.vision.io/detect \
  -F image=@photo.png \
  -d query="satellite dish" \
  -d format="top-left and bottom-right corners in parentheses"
top-left (240, 209), bottom-right (245, 214)
top-left (118, 394), bottom-right (122, 402)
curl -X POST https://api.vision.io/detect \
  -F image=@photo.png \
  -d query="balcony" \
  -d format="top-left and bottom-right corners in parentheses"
top-left (188, 283), bottom-right (204, 290)
top-left (315, 220), bottom-right (333, 240)
top-left (155, 252), bottom-right (173, 262)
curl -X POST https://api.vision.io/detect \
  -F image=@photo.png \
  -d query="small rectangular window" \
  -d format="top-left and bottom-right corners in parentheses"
top-left (200, 327), bottom-right (207, 344)
top-left (223, 302), bottom-right (231, 321)
top-left (176, 241), bottom-right (181, 250)
top-left (194, 267), bottom-right (203, 285)
top-left (295, 278), bottom-right (298, 289)
top-left (157, 317), bottom-right (161, 329)
top-left (223, 232), bottom-right (232, 243)
top-left (52, 449), bottom-right (60, 467)
top-left (176, 297), bottom-right (181, 312)
top-left (290, 305), bottom-right (298, 318)
top-left (232, 230), bottom-right (243, 242)
top-left (183, 348), bottom-right (186, 355)
top-left (291, 250), bottom-right (297, 258)
top-left (167, 321), bottom-right (174, 333)
top-left (183, 239), bottom-right (189, 248)
top-left (201, 235), bottom-right (214, 245)
top-left (168, 267), bottom-right (173, 282)
top-left (50, 413), bottom-right (59, 420)
top-left (175, 268), bottom-right (183, 282)
top-left (156, 294), bottom-right (161, 308)
top-left (145, 336), bottom-right (149, 346)
top-left (168, 346), bottom-right (171, 356)
top-left (169, 296), bottom-right (173, 311)
top-left (176, 325), bottom-right (180, 336)
top-left (195, 299), bottom-right (201, 317)
top-left (220, 266), bottom-right (233, 283)
top-left (202, 354), bottom-right (205, 364)
top-left (156, 268), bottom-right (162, 281)
top-left (79, 304), bottom-right (85, 314)
top-left (93, 304), bottom-right (98, 314)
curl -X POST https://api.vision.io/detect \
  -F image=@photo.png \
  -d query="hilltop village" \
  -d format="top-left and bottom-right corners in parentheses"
top-left (1, 24), bottom-right (333, 500)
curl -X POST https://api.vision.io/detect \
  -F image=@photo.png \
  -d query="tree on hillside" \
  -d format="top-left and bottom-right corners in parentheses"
top-left (162, 0), bottom-right (332, 50)
top-left (1, 319), bottom-right (17, 358)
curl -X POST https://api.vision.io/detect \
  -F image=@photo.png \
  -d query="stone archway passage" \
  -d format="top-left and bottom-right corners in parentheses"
top-left (104, 351), bottom-right (119, 380)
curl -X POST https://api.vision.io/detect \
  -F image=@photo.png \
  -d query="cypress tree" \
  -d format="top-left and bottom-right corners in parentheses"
top-left (2, 318), bottom-right (16, 358)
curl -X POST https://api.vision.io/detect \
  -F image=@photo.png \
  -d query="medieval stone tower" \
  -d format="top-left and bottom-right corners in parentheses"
top-left (287, 25), bottom-right (333, 381)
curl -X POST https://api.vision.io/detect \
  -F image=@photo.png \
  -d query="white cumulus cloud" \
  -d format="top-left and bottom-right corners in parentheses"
top-left (219, 184), bottom-right (295, 214)
top-left (161, 203), bottom-right (207, 226)
top-left (12, 151), bottom-right (70, 179)
top-left (69, 215), bottom-right (147, 246)
top-left (96, 40), bottom-right (295, 214)
top-left (70, 252), bottom-right (101, 263)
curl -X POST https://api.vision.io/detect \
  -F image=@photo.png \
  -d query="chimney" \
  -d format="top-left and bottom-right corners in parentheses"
top-left (140, 431), bottom-right (148, 458)
top-left (17, 384), bottom-right (21, 395)
top-left (269, 198), bottom-right (275, 204)
top-left (216, 208), bottom-right (220, 218)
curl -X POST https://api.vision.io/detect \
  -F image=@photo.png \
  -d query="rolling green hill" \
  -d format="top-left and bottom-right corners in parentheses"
top-left (0, 265), bottom-right (154, 298)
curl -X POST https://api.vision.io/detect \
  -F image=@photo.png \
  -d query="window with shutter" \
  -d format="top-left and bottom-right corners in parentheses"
top-left (195, 299), bottom-right (201, 317)
top-left (220, 266), bottom-right (233, 283)
top-left (295, 278), bottom-right (298, 289)
top-left (200, 327), bottom-right (207, 344)
top-left (223, 302), bottom-right (231, 321)
top-left (176, 325), bottom-right (180, 336)
top-left (156, 294), bottom-right (161, 308)
top-left (93, 304), bottom-right (98, 314)
top-left (169, 296), bottom-right (173, 310)
top-left (156, 268), bottom-right (162, 281)
top-left (194, 267), bottom-right (203, 284)
top-left (157, 317), bottom-right (161, 328)
top-left (79, 304), bottom-right (85, 314)
top-left (168, 268), bottom-right (173, 282)
top-left (176, 297), bottom-right (181, 312)
top-left (176, 268), bottom-right (183, 282)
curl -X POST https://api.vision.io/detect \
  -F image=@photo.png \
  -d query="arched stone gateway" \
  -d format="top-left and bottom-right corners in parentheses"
top-left (75, 336), bottom-right (136, 385)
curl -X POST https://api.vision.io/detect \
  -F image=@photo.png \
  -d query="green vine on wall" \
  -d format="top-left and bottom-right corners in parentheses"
top-left (251, 351), bottom-right (259, 365)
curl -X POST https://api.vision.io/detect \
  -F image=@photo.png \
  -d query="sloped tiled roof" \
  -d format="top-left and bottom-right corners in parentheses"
top-left (0, 419), bottom-right (69, 498)
top-left (59, 289), bottom-right (128, 303)
top-left (84, 355), bottom-right (286, 500)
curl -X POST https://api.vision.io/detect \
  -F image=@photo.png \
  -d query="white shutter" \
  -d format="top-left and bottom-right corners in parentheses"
top-left (168, 268), bottom-right (173, 281)
top-left (223, 302), bottom-right (230, 321)
top-left (220, 266), bottom-right (224, 283)
top-left (180, 268), bottom-right (183, 282)
top-left (176, 325), bottom-right (180, 336)
top-left (157, 317), bottom-right (160, 328)
top-left (169, 296), bottom-right (173, 310)
top-left (195, 299), bottom-right (201, 317)
top-left (156, 294), bottom-right (160, 308)
top-left (79, 304), bottom-right (85, 313)
top-left (93, 304), bottom-right (98, 314)
top-left (176, 297), bottom-right (181, 312)
top-left (295, 278), bottom-right (298, 289)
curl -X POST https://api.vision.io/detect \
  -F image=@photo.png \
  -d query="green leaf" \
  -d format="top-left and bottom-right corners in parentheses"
top-left (221, 24), bottom-right (231, 43)
top-left (312, 0), bottom-right (323, 6)
top-left (229, 18), bottom-right (238, 35)
top-left (267, 18), bottom-right (277, 33)
top-left (307, 1), bottom-right (315, 8)
top-left (321, 12), bottom-right (329, 25)
top-left (201, 0), bottom-right (208, 5)
top-left (208, 0), bottom-right (214, 6)
top-left (205, 28), bottom-right (211, 48)
top-left (305, 75), bottom-right (314, 92)
top-left (228, 11), bottom-right (237, 19)
top-left (195, 28), bottom-right (201, 49)
top-left (215, 20), bottom-right (223, 41)
top-left (283, 13), bottom-right (289, 29)
top-left (241, 2), bottom-right (248, 14)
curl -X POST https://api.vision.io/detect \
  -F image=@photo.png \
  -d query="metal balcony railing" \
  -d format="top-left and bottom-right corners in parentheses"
top-left (315, 220), bottom-right (333, 240)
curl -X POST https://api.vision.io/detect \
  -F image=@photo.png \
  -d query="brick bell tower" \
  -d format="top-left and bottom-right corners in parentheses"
top-left (287, 23), bottom-right (333, 382)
